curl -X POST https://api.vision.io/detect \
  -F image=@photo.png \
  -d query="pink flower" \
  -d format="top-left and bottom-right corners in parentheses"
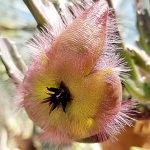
top-left (20, 0), bottom-right (135, 146)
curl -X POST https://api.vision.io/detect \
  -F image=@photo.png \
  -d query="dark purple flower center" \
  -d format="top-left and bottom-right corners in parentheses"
top-left (41, 82), bottom-right (72, 114)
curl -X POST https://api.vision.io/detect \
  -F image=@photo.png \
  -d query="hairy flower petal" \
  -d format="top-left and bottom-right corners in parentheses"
top-left (20, 0), bottom-right (135, 146)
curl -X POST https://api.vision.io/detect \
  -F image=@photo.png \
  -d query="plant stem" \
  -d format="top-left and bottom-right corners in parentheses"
top-left (23, 0), bottom-right (48, 26)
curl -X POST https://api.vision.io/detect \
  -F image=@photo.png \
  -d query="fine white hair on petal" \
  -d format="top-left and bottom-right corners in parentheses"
top-left (94, 8), bottom-right (130, 80)
top-left (102, 100), bottom-right (136, 142)
top-left (96, 53), bottom-right (130, 80)
top-left (27, 0), bottom-right (94, 59)
top-left (27, 25), bottom-right (55, 53)
top-left (97, 131), bottom-right (109, 142)
top-left (112, 55), bottom-right (130, 80)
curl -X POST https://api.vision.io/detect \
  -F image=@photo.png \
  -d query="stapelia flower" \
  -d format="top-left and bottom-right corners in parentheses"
top-left (20, 0), bottom-right (134, 146)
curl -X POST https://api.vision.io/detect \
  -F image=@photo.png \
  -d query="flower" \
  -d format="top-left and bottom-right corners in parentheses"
top-left (20, 0), bottom-right (135, 146)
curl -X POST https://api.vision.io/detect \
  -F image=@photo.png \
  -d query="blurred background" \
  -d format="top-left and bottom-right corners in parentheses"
top-left (0, 0), bottom-right (150, 150)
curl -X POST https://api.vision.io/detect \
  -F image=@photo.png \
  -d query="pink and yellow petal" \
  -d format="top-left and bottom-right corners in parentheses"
top-left (46, 0), bottom-right (109, 76)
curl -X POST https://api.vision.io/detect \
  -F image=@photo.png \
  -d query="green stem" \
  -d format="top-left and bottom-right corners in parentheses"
top-left (121, 50), bottom-right (142, 83)
top-left (137, 12), bottom-right (150, 56)
top-left (130, 49), bottom-right (150, 73)
top-left (23, 0), bottom-right (48, 26)
top-left (125, 79), bottom-right (150, 102)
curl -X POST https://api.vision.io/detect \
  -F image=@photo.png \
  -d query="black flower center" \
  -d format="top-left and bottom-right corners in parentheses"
top-left (41, 82), bottom-right (72, 114)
